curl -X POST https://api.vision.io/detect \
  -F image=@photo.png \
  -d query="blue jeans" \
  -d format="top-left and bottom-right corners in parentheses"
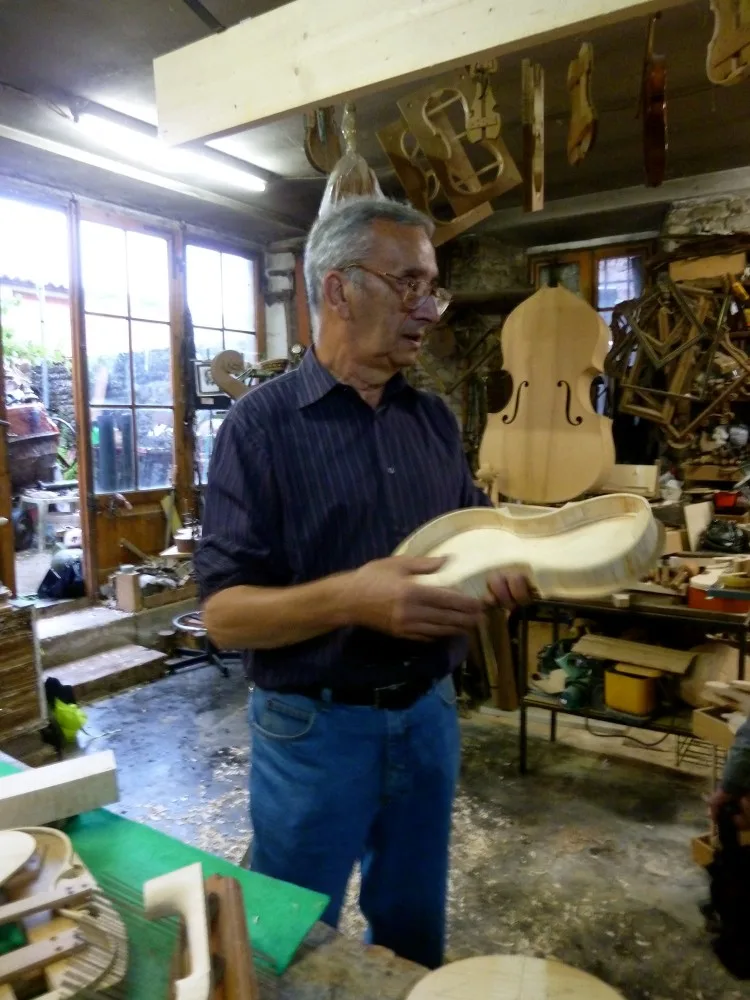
top-left (248, 674), bottom-right (461, 969)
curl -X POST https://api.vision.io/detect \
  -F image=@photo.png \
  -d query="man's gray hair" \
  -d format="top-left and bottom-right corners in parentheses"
top-left (303, 197), bottom-right (435, 336)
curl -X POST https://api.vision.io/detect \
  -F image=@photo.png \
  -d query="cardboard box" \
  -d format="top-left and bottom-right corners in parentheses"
top-left (114, 570), bottom-right (142, 613)
top-left (692, 705), bottom-right (742, 750)
top-left (662, 528), bottom-right (687, 555)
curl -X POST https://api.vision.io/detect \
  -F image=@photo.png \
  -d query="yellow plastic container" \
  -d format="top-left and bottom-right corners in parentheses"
top-left (604, 663), bottom-right (660, 716)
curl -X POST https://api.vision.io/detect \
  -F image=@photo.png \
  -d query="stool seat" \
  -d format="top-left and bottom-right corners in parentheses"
top-left (173, 611), bottom-right (207, 637)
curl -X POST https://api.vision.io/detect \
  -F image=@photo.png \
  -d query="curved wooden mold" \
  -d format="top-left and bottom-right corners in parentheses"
top-left (407, 955), bottom-right (625, 999)
top-left (0, 827), bottom-right (127, 1000)
top-left (395, 493), bottom-right (662, 601)
top-left (0, 831), bottom-right (35, 888)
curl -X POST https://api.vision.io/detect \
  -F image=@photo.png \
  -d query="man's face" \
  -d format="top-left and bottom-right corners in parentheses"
top-left (340, 219), bottom-right (441, 372)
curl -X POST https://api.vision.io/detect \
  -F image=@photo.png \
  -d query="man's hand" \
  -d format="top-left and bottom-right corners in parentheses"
top-left (708, 788), bottom-right (750, 830)
top-left (485, 572), bottom-right (532, 610)
top-left (348, 556), bottom-right (484, 641)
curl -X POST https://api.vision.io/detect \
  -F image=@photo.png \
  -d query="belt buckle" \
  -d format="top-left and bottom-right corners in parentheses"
top-left (373, 681), bottom-right (407, 709)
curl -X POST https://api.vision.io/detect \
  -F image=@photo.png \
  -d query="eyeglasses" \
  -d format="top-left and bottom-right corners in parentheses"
top-left (341, 263), bottom-right (452, 318)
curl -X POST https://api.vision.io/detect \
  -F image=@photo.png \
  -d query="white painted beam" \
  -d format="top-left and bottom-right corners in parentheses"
top-left (483, 166), bottom-right (750, 234)
top-left (0, 751), bottom-right (118, 829)
top-left (154, 0), bottom-right (694, 146)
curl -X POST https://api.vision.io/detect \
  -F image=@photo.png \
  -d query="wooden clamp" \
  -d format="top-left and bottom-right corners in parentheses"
top-left (0, 877), bottom-right (96, 927)
top-left (0, 929), bottom-right (86, 987)
top-left (144, 863), bottom-right (259, 1000)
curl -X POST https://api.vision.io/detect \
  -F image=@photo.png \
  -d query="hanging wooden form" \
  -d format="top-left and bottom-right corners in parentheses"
top-left (477, 285), bottom-right (615, 503)
top-left (303, 107), bottom-right (342, 175)
top-left (521, 59), bottom-right (545, 212)
top-left (567, 42), bottom-right (598, 165)
top-left (640, 13), bottom-right (667, 187)
top-left (707, 0), bottom-right (750, 85)
top-left (395, 493), bottom-right (661, 604)
top-left (378, 65), bottom-right (521, 245)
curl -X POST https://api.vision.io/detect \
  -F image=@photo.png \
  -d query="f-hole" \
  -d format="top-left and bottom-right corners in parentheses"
top-left (502, 380), bottom-right (529, 424)
top-left (557, 380), bottom-right (583, 426)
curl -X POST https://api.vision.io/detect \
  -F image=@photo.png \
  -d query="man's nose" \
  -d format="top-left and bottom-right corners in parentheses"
top-left (411, 295), bottom-right (440, 324)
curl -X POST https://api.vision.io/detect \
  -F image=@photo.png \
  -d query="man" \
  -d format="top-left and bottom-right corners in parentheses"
top-left (195, 197), bottom-right (528, 969)
top-left (711, 720), bottom-right (750, 829)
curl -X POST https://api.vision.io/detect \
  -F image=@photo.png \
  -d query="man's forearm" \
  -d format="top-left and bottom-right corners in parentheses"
top-left (203, 574), bottom-right (354, 650)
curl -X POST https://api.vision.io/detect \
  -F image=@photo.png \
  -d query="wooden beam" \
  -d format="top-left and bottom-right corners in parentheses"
top-left (153, 0), bottom-right (694, 146)
top-left (0, 750), bottom-right (118, 829)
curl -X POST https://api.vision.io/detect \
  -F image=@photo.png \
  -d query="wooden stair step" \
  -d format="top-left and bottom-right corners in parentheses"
top-left (44, 645), bottom-right (166, 703)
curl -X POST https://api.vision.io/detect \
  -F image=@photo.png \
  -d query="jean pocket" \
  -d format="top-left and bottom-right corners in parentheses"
top-left (251, 691), bottom-right (317, 741)
top-left (436, 674), bottom-right (458, 707)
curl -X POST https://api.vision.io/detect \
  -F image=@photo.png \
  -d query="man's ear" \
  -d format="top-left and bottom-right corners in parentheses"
top-left (322, 271), bottom-right (352, 320)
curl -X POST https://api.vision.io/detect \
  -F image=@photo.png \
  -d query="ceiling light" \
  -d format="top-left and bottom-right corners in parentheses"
top-left (77, 112), bottom-right (266, 193)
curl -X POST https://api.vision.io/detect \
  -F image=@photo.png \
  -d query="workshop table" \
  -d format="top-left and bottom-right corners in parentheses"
top-left (0, 751), bottom-right (426, 999)
top-left (517, 597), bottom-right (750, 775)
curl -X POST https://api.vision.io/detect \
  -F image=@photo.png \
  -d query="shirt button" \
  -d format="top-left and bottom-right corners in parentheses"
top-left (387, 466), bottom-right (395, 475)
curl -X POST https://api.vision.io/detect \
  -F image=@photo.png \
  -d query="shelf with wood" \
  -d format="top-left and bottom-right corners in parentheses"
top-left (517, 597), bottom-right (750, 774)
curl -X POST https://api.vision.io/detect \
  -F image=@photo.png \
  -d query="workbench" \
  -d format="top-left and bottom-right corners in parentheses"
top-left (0, 750), bottom-right (426, 1000)
top-left (517, 597), bottom-right (750, 775)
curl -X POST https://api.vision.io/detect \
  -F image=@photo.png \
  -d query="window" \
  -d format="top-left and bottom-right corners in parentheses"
top-left (80, 221), bottom-right (174, 493)
top-left (186, 245), bottom-right (257, 483)
top-left (595, 254), bottom-right (644, 328)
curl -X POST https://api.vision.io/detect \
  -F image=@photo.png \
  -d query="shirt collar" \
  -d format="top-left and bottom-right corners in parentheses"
top-left (295, 346), bottom-right (416, 409)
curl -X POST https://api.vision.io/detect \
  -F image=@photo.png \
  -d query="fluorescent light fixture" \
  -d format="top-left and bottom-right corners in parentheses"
top-left (77, 112), bottom-right (266, 193)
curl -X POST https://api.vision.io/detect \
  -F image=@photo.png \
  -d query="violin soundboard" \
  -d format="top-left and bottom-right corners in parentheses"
top-left (478, 285), bottom-right (615, 504)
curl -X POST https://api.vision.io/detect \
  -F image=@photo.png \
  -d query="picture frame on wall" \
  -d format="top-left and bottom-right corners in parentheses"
top-left (194, 360), bottom-right (231, 409)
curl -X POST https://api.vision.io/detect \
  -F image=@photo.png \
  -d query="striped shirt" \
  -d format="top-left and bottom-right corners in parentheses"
top-left (195, 347), bottom-right (491, 691)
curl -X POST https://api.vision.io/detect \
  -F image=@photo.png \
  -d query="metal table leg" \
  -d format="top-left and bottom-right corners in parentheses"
top-left (520, 700), bottom-right (528, 775)
top-left (550, 710), bottom-right (557, 743)
top-left (739, 623), bottom-right (747, 681)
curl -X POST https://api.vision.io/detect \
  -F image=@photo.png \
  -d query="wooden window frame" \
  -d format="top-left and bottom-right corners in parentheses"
top-left (530, 241), bottom-right (654, 310)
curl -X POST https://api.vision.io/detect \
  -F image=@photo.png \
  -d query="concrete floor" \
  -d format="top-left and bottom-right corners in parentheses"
top-left (82, 667), bottom-right (744, 1000)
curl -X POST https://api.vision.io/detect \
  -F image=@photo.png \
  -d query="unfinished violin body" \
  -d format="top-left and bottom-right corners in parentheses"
top-left (395, 494), bottom-right (661, 602)
top-left (478, 285), bottom-right (615, 504)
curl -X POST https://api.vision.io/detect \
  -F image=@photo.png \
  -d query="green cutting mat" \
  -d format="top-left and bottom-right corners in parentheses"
top-left (0, 759), bottom-right (328, 988)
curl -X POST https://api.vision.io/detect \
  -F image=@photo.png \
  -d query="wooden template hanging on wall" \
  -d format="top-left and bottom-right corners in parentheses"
top-left (707, 0), bottom-right (750, 85)
top-left (378, 65), bottom-right (521, 245)
top-left (477, 285), bottom-right (615, 503)
top-left (521, 59), bottom-right (545, 211)
top-left (567, 42), bottom-right (598, 165)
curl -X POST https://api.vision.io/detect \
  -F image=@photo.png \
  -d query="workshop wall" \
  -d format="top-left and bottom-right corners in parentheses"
top-left (663, 193), bottom-right (750, 247)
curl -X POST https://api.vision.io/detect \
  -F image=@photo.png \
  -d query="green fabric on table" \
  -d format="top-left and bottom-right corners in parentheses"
top-left (0, 759), bottom-right (328, 987)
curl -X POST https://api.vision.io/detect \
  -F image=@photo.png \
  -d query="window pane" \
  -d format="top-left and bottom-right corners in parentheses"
top-left (186, 245), bottom-right (222, 328)
top-left (596, 256), bottom-right (643, 311)
top-left (127, 231), bottom-right (170, 321)
top-left (222, 253), bottom-right (254, 332)
top-left (224, 330), bottom-right (257, 363)
top-left (195, 410), bottom-right (226, 485)
top-left (80, 222), bottom-right (127, 315)
top-left (193, 326), bottom-right (225, 361)
top-left (131, 321), bottom-right (173, 405)
top-left (136, 409), bottom-right (174, 489)
top-left (91, 407), bottom-right (135, 494)
top-left (538, 262), bottom-right (582, 296)
top-left (86, 315), bottom-right (131, 405)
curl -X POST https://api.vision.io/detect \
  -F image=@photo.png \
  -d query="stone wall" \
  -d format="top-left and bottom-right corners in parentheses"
top-left (441, 235), bottom-right (528, 292)
top-left (662, 193), bottom-right (750, 248)
top-left (29, 360), bottom-right (75, 428)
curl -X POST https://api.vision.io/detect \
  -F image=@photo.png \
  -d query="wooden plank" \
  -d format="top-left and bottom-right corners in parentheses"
top-left (572, 635), bottom-right (695, 674)
top-left (0, 751), bottom-right (118, 829)
top-left (153, 0), bottom-right (692, 145)
top-left (684, 501), bottom-right (713, 552)
top-left (0, 878), bottom-right (95, 927)
top-left (596, 463), bottom-right (660, 498)
top-left (0, 929), bottom-right (85, 986)
top-left (669, 252), bottom-right (746, 282)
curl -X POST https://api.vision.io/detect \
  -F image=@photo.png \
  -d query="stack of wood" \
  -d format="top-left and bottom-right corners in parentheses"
top-left (0, 604), bottom-right (44, 744)
top-left (606, 264), bottom-right (750, 454)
